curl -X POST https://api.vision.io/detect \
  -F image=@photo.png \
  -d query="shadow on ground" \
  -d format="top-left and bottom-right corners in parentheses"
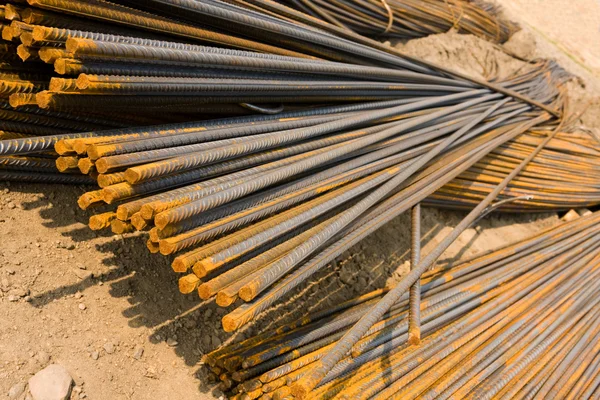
top-left (8, 181), bottom-right (550, 396)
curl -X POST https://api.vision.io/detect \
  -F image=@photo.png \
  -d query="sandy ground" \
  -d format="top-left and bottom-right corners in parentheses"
top-left (1, 2), bottom-right (600, 399)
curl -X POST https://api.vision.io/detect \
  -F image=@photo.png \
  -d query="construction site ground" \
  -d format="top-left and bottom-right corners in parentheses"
top-left (2, 1), bottom-right (600, 399)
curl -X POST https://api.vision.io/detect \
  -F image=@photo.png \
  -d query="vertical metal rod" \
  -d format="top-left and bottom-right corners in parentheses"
top-left (408, 203), bottom-right (421, 345)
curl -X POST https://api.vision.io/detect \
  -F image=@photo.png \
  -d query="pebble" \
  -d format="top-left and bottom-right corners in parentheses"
top-left (8, 382), bottom-right (25, 399)
top-left (132, 347), bottom-right (144, 360)
top-left (201, 335), bottom-right (211, 348)
top-left (35, 351), bottom-right (50, 366)
top-left (103, 342), bottom-right (115, 354)
top-left (74, 292), bottom-right (83, 300)
top-left (78, 303), bottom-right (86, 311)
top-left (562, 209), bottom-right (580, 222)
top-left (90, 351), bottom-right (99, 361)
top-left (8, 295), bottom-right (18, 302)
top-left (166, 337), bottom-right (178, 347)
top-left (7, 202), bottom-right (15, 209)
top-left (204, 309), bottom-right (213, 320)
top-left (28, 364), bottom-right (73, 400)
top-left (211, 335), bottom-right (221, 348)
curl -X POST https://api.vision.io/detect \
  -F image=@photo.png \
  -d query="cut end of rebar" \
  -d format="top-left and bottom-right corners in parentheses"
top-left (111, 219), bottom-right (134, 235)
top-left (131, 213), bottom-right (149, 231)
top-left (290, 383), bottom-right (309, 399)
top-left (139, 204), bottom-right (155, 220)
top-left (238, 284), bottom-right (257, 302)
top-left (55, 156), bottom-right (78, 172)
top-left (408, 330), bottom-right (421, 346)
top-left (115, 206), bottom-right (132, 222)
top-left (54, 140), bottom-right (74, 156)
top-left (124, 168), bottom-right (142, 184)
top-left (35, 91), bottom-right (52, 109)
top-left (146, 239), bottom-right (160, 254)
top-left (216, 292), bottom-right (236, 308)
top-left (88, 212), bottom-right (116, 231)
top-left (197, 283), bottom-right (214, 300)
top-left (171, 258), bottom-right (188, 273)
top-left (9, 93), bottom-right (36, 108)
top-left (73, 140), bottom-right (91, 156)
top-left (158, 240), bottom-right (176, 256)
top-left (78, 158), bottom-right (94, 174)
top-left (178, 274), bottom-right (200, 294)
top-left (4, 5), bottom-right (20, 21)
top-left (16, 45), bottom-right (35, 62)
top-left (94, 158), bottom-right (109, 174)
top-left (76, 74), bottom-right (91, 90)
top-left (221, 314), bottom-right (239, 332)
top-left (153, 213), bottom-right (169, 230)
top-left (78, 191), bottom-right (102, 210)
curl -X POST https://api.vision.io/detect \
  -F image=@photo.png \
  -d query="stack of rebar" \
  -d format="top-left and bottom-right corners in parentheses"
top-left (207, 211), bottom-right (600, 399)
top-left (273, 0), bottom-right (519, 43)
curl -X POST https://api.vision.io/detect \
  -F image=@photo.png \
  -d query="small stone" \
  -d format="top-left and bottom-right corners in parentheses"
top-left (8, 382), bottom-right (25, 399)
top-left (24, 296), bottom-right (32, 302)
top-left (8, 294), bottom-right (18, 302)
top-left (28, 364), bottom-right (73, 400)
top-left (166, 337), bottom-right (178, 347)
top-left (577, 208), bottom-right (593, 217)
top-left (72, 386), bottom-right (82, 394)
top-left (78, 303), bottom-right (86, 311)
top-left (201, 335), bottom-right (211, 348)
top-left (103, 342), bottom-right (115, 354)
top-left (204, 309), bottom-right (213, 320)
top-left (65, 244), bottom-right (75, 250)
top-left (76, 264), bottom-right (86, 270)
top-left (74, 292), bottom-right (83, 300)
top-left (35, 351), bottom-right (50, 365)
top-left (561, 209), bottom-right (580, 222)
top-left (211, 335), bottom-right (221, 348)
top-left (183, 318), bottom-right (195, 329)
top-left (7, 202), bottom-right (15, 209)
top-left (132, 347), bottom-right (144, 360)
top-left (7, 269), bottom-right (15, 275)
top-left (90, 351), bottom-right (99, 361)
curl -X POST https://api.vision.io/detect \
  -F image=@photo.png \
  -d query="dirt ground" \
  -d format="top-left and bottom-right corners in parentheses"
top-left (1, 2), bottom-right (600, 399)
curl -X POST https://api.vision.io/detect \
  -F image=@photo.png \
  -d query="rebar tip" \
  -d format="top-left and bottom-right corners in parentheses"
top-left (88, 212), bottom-right (116, 231)
top-left (94, 158), bottom-right (109, 174)
top-left (197, 283), bottom-right (213, 300)
top-left (131, 213), bottom-right (150, 231)
top-left (55, 156), bottom-right (79, 172)
top-left (124, 168), bottom-right (142, 184)
top-left (111, 219), bottom-right (134, 234)
top-left (78, 158), bottom-right (95, 174)
top-left (171, 258), bottom-right (188, 273)
top-left (178, 274), bottom-right (201, 294)
top-left (216, 292), bottom-right (237, 308)
top-left (9, 93), bottom-right (37, 108)
top-left (54, 140), bottom-right (74, 156)
top-left (16, 44), bottom-right (36, 62)
top-left (146, 239), bottom-right (160, 254)
top-left (238, 283), bottom-right (258, 302)
top-left (221, 313), bottom-right (240, 332)
top-left (35, 91), bottom-right (52, 109)
top-left (158, 240), bottom-right (176, 256)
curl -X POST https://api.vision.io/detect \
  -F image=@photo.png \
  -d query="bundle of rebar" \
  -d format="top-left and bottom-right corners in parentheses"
top-left (206, 211), bottom-right (600, 399)
top-left (1, 0), bottom-right (599, 333)
top-left (0, 0), bottom-right (526, 183)
top-left (274, 0), bottom-right (519, 43)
